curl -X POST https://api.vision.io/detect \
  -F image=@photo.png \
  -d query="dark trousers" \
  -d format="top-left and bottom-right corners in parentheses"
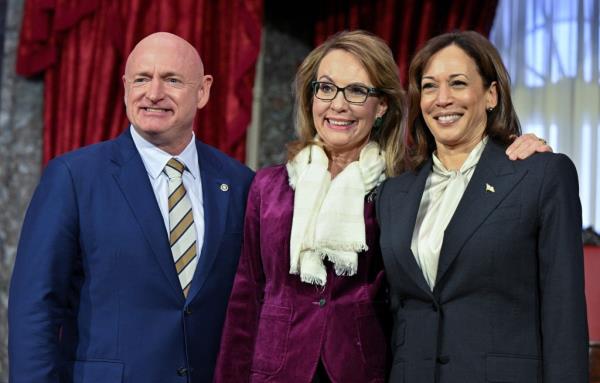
top-left (311, 360), bottom-right (331, 383)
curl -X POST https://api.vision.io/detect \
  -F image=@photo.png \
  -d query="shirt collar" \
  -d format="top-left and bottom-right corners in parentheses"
top-left (432, 136), bottom-right (488, 176)
top-left (130, 125), bottom-right (199, 180)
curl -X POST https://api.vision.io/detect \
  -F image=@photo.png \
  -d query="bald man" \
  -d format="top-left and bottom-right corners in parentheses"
top-left (8, 32), bottom-right (254, 383)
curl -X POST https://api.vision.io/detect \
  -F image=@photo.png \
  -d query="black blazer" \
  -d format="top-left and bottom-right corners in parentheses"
top-left (376, 139), bottom-right (588, 383)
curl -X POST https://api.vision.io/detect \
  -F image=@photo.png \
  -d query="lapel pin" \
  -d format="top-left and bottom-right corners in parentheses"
top-left (220, 183), bottom-right (229, 192)
top-left (485, 183), bottom-right (495, 193)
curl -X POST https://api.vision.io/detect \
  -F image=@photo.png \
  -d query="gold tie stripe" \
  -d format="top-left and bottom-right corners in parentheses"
top-left (164, 158), bottom-right (197, 297)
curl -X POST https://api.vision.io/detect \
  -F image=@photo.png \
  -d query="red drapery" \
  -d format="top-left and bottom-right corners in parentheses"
top-left (17, 0), bottom-right (263, 164)
top-left (314, 0), bottom-right (499, 85)
top-left (585, 246), bottom-right (600, 341)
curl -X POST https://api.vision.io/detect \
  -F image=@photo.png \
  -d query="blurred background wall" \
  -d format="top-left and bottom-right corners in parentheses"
top-left (0, 0), bottom-right (43, 378)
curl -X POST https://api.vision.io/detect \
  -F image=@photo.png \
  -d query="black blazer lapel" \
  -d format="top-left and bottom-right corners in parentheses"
top-left (186, 141), bottom-right (231, 302)
top-left (435, 140), bottom-right (528, 288)
top-left (389, 159), bottom-right (436, 295)
top-left (111, 130), bottom-right (184, 301)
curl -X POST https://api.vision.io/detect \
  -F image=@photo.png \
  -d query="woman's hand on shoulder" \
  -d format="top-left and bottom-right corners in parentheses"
top-left (505, 133), bottom-right (553, 160)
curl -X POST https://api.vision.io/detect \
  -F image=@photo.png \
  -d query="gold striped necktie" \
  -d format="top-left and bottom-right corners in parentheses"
top-left (164, 158), bottom-right (197, 297)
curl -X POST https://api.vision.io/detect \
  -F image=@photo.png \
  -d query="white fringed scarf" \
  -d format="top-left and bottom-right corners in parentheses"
top-left (286, 141), bottom-right (386, 286)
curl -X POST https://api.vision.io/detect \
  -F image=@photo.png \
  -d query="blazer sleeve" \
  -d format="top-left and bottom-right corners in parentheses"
top-left (8, 158), bottom-right (81, 383)
top-left (537, 154), bottom-right (589, 382)
top-left (375, 180), bottom-right (388, 226)
top-left (214, 177), bottom-right (266, 382)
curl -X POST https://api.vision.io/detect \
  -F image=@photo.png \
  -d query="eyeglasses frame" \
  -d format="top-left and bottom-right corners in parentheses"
top-left (310, 80), bottom-right (383, 105)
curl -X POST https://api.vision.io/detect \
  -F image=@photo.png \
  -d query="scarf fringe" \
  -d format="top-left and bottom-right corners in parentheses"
top-left (334, 264), bottom-right (357, 276)
top-left (315, 241), bottom-right (369, 253)
top-left (323, 251), bottom-right (358, 276)
top-left (300, 273), bottom-right (327, 286)
top-left (297, 251), bottom-right (327, 286)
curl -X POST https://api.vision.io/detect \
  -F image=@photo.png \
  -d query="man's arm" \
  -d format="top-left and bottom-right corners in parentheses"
top-left (9, 158), bottom-right (80, 383)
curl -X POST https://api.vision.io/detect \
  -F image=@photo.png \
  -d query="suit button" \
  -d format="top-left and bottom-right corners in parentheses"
top-left (431, 304), bottom-right (438, 312)
top-left (319, 298), bottom-right (326, 307)
top-left (184, 306), bottom-right (192, 315)
top-left (436, 356), bottom-right (450, 364)
top-left (177, 367), bottom-right (188, 376)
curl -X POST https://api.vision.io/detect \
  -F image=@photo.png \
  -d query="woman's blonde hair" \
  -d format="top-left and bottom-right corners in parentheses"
top-left (288, 30), bottom-right (407, 176)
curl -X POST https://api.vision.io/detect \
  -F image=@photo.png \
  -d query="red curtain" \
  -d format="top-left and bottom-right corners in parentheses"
top-left (17, 0), bottom-right (263, 164)
top-left (314, 0), bottom-right (499, 85)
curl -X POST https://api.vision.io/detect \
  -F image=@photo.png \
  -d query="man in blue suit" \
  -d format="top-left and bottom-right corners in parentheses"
top-left (8, 32), bottom-right (254, 382)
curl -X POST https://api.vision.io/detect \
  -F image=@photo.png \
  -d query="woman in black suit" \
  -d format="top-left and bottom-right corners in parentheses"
top-left (376, 31), bottom-right (588, 382)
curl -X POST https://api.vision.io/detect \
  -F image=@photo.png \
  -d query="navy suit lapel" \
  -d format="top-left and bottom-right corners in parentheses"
top-left (435, 140), bottom-right (527, 288)
top-left (186, 141), bottom-right (230, 302)
top-left (110, 131), bottom-right (184, 301)
top-left (390, 159), bottom-right (435, 295)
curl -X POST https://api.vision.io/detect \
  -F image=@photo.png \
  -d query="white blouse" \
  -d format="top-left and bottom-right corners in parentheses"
top-left (410, 137), bottom-right (488, 289)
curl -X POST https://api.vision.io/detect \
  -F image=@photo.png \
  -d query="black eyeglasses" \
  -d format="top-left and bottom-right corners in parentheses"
top-left (311, 81), bottom-right (382, 104)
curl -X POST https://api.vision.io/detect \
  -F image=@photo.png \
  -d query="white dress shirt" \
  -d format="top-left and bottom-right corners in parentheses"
top-left (130, 125), bottom-right (205, 257)
top-left (410, 137), bottom-right (488, 289)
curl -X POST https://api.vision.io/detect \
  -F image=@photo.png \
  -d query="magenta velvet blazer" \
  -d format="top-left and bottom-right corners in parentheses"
top-left (214, 165), bottom-right (391, 383)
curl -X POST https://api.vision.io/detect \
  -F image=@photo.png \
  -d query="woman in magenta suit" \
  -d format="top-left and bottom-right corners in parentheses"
top-left (215, 30), bottom-right (402, 383)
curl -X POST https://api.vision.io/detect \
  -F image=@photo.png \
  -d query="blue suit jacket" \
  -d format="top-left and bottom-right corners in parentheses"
top-left (376, 139), bottom-right (588, 382)
top-left (8, 130), bottom-right (254, 383)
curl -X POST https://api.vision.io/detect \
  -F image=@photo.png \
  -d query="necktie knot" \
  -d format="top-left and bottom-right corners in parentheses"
top-left (164, 158), bottom-right (185, 179)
